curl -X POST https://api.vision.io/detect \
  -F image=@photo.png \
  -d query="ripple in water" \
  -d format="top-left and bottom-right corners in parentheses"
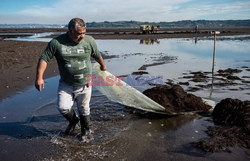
top-left (28, 93), bottom-right (135, 145)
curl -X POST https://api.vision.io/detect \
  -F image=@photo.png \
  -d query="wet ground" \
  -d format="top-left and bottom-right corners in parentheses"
top-left (0, 34), bottom-right (250, 160)
top-left (194, 98), bottom-right (250, 153)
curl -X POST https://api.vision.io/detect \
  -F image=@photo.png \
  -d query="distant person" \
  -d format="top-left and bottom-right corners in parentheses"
top-left (35, 17), bottom-right (107, 141)
top-left (195, 25), bottom-right (199, 33)
top-left (151, 25), bottom-right (154, 33)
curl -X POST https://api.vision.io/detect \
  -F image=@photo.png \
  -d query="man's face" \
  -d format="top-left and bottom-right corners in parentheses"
top-left (69, 27), bottom-right (86, 43)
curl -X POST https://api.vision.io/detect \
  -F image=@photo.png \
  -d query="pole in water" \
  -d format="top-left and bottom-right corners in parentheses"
top-left (210, 31), bottom-right (220, 98)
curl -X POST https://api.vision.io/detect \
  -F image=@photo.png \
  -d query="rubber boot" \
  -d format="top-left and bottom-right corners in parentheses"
top-left (78, 115), bottom-right (93, 142)
top-left (79, 115), bottom-right (90, 135)
top-left (63, 109), bottom-right (79, 135)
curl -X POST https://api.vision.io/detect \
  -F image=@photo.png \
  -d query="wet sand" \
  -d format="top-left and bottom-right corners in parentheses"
top-left (0, 28), bottom-right (250, 160)
top-left (0, 40), bottom-right (58, 99)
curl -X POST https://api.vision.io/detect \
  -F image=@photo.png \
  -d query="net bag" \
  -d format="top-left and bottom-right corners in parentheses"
top-left (91, 63), bottom-right (168, 114)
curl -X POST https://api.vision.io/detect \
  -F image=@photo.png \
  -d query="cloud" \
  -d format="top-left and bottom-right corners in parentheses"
top-left (162, 1), bottom-right (250, 21)
top-left (0, 0), bottom-right (249, 24)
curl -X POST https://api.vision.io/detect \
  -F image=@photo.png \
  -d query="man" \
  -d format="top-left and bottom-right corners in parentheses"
top-left (35, 18), bottom-right (106, 140)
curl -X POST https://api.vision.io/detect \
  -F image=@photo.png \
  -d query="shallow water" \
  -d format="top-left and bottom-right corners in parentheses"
top-left (96, 38), bottom-right (250, 102)
top-left (0, 35), bottom-right (250, 160)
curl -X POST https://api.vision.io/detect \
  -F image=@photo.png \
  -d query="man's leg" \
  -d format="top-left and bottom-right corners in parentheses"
top-left (74, 85), bottom-right (92, 138)
top-left (63, 109), bottom-right (79, 135)
top-left (57, 81), bottom-right (79, 135)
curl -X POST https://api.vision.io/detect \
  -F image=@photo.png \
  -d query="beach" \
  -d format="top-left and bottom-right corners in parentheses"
top-left (1, 27), bottom-right (250, 99)
top-left (0, 40), bottom-right (59, 99)
top-left (0, 28), bottom-right (250, 160)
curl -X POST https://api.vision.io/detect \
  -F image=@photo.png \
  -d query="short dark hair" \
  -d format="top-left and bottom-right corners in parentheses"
top-left (68, 18), bottom-right (86, 32)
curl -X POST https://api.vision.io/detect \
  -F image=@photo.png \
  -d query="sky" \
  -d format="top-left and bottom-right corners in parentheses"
top-left (0, 0), bottom-right (250, 24)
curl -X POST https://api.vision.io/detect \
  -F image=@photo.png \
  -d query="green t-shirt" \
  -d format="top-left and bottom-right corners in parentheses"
top-left (40, 34), bottom-right (101, 86)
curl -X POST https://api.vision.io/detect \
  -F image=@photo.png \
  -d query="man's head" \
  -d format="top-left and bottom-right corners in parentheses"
top-left (67, 18), bottom-right (86, 43)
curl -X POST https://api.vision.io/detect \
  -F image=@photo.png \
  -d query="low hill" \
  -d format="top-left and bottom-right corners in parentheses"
top-left (87, 20), bottom-right (250, 28)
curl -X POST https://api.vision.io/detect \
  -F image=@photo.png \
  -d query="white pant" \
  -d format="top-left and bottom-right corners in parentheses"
top-left (57, 80), bottom-right (92, 116)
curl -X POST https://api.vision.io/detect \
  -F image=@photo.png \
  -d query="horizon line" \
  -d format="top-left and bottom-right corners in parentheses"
top-left (1, 19), bottom-right (250, 25)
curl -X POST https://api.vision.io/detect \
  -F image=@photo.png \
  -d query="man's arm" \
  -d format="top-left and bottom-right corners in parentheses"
top-left (35, 60), bottom-right (47, 91)
top-left (95, 56), bottom-right (107, 71)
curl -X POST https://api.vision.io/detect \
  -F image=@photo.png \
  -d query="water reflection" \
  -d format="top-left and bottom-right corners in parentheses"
top-left (140, 39), bottom-right (160, 45)
top-left (194, 37), bottom-right (198, 44)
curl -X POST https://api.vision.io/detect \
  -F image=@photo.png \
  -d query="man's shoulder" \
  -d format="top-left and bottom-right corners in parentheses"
top-left (49, 33), bottom-right (67, 45)
top-left (53, 33), bottom-right (67, 41)
top-left (83, 35), bottom-right (95, 42)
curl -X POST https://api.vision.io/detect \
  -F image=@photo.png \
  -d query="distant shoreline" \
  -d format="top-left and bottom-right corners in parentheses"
top-left (1, 27), bottom-right (250, 40)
